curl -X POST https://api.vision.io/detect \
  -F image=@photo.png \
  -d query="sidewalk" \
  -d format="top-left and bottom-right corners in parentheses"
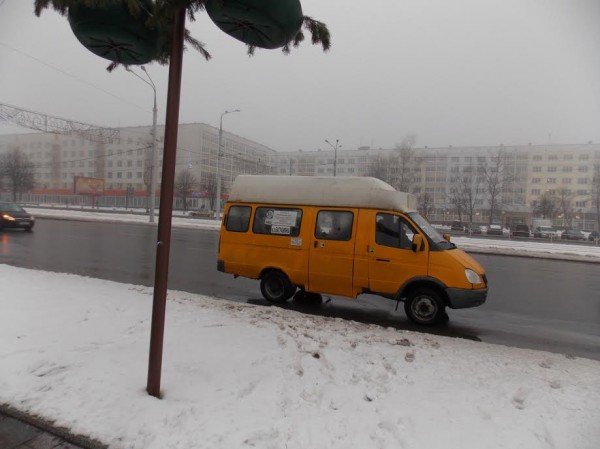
top-left (0, 407), bottom-right (105, 449)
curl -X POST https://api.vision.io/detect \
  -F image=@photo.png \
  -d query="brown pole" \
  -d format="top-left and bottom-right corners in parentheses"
top-left (146, 7), bottom-right (186, 398)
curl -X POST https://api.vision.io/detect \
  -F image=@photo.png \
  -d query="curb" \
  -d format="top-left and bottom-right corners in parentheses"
top-left (0, 403), bottom-right (108, 449)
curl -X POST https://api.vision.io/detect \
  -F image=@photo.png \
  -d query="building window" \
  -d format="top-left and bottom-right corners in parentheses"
top-left (531, 178), bottom-right (541, 184)
top-left (547, 178), bottom-right (556, 184)
top-left (117, 172), bottom-right (122, 179)
top-left (562, 178), bottom-right (572, 184)
top-left (577, 178), bottom-right (588, 184)
top-left (532, 167), bottom-right (541, 172)
top-left (531, 189), bottom-right (541, 195)
top-left (547, 166), bottom-right (557, 172)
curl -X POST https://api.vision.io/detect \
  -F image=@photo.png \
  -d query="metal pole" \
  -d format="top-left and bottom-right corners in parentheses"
top-left (147, 7), bottom-right (185, 399)
top-left (145, 68), bottom-right (159, 224)
top-left (214, 109), bottom-right (240, 219)
top-left (325, 139), bottom-right (340, 176)
top-left (215, 116), bottom-right (223, 219)
top-left (334, 139), bottom-right (338, 176)
top-left (126, 66), bottom-right (158, 223)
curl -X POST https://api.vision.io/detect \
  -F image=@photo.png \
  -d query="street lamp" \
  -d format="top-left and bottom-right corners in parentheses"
top-left (127, 66), bottom-right (158, 223)
top-left (324, 139), bottom-right (341, 176)
top-left (215, 109), bottom-right (240, 218)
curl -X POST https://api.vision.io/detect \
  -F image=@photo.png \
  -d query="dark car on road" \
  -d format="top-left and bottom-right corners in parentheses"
top-left (561, 229), bottom-right (585, 241)
top-left (588, 231), bottom-right (600, 242)
top-left (0, 201), bottom-right (35, 231)
top-left (486, 224), bottom-right (504, 236)
top-left (450, 221), bottom-right (464, 231)
top-left (464, 224), bottom-right (482, 234)
top-left (511, 224), bottom-right (530, 238)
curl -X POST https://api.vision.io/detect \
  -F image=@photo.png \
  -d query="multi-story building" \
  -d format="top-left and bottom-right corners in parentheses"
top-left (1, 125), bottom-right (599, 229)
top-left (0, 123), bottom-right (276, 209)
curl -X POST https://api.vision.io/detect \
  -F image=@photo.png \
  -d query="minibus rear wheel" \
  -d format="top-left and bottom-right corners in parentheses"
top-left (404, 288), bottom-right (447, 325)
top-left (260, 270), bottom-right (295, 303)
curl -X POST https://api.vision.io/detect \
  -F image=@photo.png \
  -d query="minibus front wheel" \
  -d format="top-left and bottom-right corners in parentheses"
top-left (404, 288), bottom-right (448, 325)
top-left (260, 270), bottom-right (295, 303)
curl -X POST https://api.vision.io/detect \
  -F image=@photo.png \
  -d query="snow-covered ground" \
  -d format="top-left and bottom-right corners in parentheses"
top-left (3, 206), bottom-right (600, 447)
top-left (1, 264), bottom-right (599, 449)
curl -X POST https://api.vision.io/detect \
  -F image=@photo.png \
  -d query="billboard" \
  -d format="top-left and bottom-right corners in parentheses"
top-left (74, 176), bottom-right (104, 195)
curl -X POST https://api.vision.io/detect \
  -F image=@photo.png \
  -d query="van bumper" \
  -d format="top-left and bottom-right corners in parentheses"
top-left (446, 288), bottom-right (487, 309)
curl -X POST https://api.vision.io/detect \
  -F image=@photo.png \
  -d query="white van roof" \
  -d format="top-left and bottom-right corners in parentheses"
top-left (228, 175), bottom-right (418, 212)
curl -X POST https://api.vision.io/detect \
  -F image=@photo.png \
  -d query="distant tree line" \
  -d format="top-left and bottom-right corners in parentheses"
top-left (0, 148), bottom-right (35, 201)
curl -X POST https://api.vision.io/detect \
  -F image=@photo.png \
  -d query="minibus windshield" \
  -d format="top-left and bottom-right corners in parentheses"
top-left (408, 213), bottom-right (454, 249)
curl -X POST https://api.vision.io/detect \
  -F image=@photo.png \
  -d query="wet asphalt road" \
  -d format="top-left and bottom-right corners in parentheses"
top-left (2, 217), bottom-right (599, 360)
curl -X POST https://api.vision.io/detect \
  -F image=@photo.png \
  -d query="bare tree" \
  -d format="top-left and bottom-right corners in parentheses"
top-left (456, 172), bottom-right (482, 224)
top-left (200, 172), bottom-right (217, 211)
top-left (367, 154), bottom-right (393, 184)
top-left (175, 169), bottom-right (197, 211)
top-left (391, 134), bottom-right (420, 192)
top-left (0, 148), bottom-right (35, 201)
top-left (367, 135), bottom-right (420, 193)
top-left (478, 148), bottom-right (511, 225)
top-left (531, 192), bottom-right (558, 219)
top-left (418, 192), bottom-right (434, 219)
top-left (447, 186), bottom-right (466, 223)
top-left (556, 188), bottom-right (575, 228)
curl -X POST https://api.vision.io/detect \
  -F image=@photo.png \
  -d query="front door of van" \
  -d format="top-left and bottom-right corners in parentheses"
top-left (368, 212), bottom-right (429, 296)
top-left (308, 209), bottom-right (357, 297)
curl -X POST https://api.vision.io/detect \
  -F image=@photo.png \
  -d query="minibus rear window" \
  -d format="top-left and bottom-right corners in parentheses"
top-left (225, 206), bottom-right (251, 232)
top-left (253, 207), bottom-right (302, 236)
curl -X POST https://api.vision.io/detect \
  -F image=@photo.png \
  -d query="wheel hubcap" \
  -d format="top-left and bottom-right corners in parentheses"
top-left (267, 279), bottom-right (284, 298)
top-left (412, 295), bottom-right (437, 321)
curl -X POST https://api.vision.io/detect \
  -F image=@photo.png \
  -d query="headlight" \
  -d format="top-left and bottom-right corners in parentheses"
top-left (2, 214), bottom-right (16, 221)
top-left (465, 269), bottom-right (481, 284)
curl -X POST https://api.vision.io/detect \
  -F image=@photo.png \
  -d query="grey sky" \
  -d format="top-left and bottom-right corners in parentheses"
top-left (1, 0), bottom-right (599, 152)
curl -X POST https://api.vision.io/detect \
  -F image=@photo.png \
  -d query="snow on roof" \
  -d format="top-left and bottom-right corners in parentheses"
top-left (228, 175), bottom-right (418, 212)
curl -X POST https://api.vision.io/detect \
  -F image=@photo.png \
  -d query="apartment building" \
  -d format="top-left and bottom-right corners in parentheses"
top-left (273, 143), bottom-right (600, 227)
top-left (0, 123), bottom-right (276, 209)
top-left (1, 125), bottom-right (599, 228)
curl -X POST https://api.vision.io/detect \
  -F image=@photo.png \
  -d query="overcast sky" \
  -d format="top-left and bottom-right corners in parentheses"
top-left (1, 0), bottom-right (599, 152)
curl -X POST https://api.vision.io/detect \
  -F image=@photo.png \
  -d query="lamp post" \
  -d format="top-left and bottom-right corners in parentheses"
top-left (215, 109), bottom-right (240, 219)
top-left (127, 66), bottom-right (158, 223)
top-left (324, 139), bottom-right (341, 176)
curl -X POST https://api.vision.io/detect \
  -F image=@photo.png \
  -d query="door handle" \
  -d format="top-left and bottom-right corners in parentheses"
top-left (375, 258), bottom-right (390, 262)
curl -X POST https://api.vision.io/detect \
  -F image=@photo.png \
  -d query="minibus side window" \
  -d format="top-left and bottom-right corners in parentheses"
top-left (253, 207), bottom-right (302, 236)
top-left (316, 210), bottom-right (353, 241)
top-left (225, 206), bottom-right (251, 232)
top-left (376, 213), bottom-right (415, 250)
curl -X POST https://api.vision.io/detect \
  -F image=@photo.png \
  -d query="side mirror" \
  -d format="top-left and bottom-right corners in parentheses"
top-left (412, 234), bottom-right (424, 252)
top-left (443, 233), bottom-right (451, 242)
